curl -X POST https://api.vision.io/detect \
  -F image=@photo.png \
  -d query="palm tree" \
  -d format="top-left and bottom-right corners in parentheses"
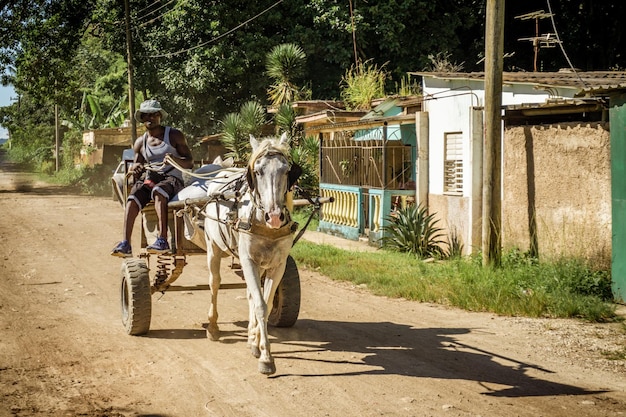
top-left (266, 43), bottom-right (307, 107)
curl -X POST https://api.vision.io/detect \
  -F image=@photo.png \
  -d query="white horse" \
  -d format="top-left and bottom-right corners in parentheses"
top-left (203, 133), bottom-right (301, 375)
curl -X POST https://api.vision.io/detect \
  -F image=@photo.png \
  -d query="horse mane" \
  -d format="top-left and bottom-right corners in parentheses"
top-left (248, 137), bottom-right (290, 170)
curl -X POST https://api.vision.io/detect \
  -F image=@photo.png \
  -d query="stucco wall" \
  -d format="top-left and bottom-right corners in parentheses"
top-left (428, 194), bottom-right (473, 254)
top-left (503, 122), bottom-right (611, 267)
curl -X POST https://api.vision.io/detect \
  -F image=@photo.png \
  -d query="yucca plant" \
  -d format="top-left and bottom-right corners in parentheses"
top-left (289, 141), bottom-right (319, 195)
top-left (300, 135), bottom-right (319, 166)
top-left (219, 112), bottom-right (249, 163)
top-left (239, 101), bottom-right (266, 137)
top-left (219, 101), bottom-right (267, 164)
top-left (380, 205), bottom-right (448, 259)
top-left (274, 103), bottom-right (301, 143)
top-left (266, 43), bottom-right (307, 107)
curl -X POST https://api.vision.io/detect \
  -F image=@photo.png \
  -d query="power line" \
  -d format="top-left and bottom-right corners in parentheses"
top-left (108, 0), bottom-right (175, 26)
top-left (545, 0), bottom-right (588, 88)
top-left (135, 0), bottom-right (178, 24)
top-left (148, 0), bottom-right (284, 58)
top-left (136, 0), bottom-right (163, 16)
top-left (137, 0), bottom-right (180, 28)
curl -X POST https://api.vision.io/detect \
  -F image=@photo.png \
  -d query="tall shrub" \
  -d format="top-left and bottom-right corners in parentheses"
top-left (340, 60), bottom-right (387, 110)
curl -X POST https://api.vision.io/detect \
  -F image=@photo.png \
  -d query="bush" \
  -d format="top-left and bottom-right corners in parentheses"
top-left (340, 60), bottom-right (388, 110)
top-left (73, 163), bottom-right (116, 196)
top-left (501, 248), bottom-right (614, 302)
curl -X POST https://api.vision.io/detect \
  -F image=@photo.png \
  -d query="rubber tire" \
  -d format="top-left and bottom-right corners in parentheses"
top-left (120, 258), bottom-right (152, 335)
top-left (268, 255), bottom-right (301, 327)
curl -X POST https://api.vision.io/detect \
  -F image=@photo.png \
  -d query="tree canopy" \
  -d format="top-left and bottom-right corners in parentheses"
top-left (1, 0), bottom-right (625, 146)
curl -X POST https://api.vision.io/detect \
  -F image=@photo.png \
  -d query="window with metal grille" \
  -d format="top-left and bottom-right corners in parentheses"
top-left (444, 132), bottom-right (463, 195)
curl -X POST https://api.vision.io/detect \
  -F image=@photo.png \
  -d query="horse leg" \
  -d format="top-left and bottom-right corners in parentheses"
top-left (242, 262), bottom-right (275, 375)
top-left (206, 241), bottom-right (223, 341)
top-left (262, 265), bottom-right (285, 321)
top-left (247, 288), bottom-right (261, 358)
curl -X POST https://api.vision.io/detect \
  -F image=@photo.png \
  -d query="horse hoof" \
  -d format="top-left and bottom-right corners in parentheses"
top-left (250, 345), bottom-right (261, 358)
top-left (258, 361), bottom-right (276, 375)
top-left (207, 326), bottom-right (220, 341)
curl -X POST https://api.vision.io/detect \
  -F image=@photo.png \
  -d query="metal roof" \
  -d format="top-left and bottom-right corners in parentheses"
top-left (300, 113), bottom-right (416, 134)
top-left (409, 71), bottom-right (626, 95)
top-left (504, 98), bottom-right (606, 117)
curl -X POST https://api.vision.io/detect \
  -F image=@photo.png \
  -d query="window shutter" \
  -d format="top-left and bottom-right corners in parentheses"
top-left (444, 132), bottom-right (463, 195)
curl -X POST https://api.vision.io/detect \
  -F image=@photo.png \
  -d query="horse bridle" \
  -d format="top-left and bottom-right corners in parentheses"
top-left (208, 149), bottom-right (298, 255)
top-left (246, 150), bottom-right (292, 215)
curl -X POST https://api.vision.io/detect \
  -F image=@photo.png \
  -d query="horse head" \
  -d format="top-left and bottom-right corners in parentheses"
top-left (246, 133), bottom-right (301, 229)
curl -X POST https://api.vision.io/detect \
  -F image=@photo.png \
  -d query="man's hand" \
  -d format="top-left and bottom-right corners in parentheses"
top-left (129, 163), bottom-right (145, 180)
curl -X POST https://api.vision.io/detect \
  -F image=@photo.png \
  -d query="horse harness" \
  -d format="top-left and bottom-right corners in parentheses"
top-left (206, 152), bottom-right (298, 258)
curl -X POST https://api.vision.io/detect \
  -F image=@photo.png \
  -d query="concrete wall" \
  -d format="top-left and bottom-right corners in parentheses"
top-left (81, 127), bottom-right (135, 166)
top-left (502, 122), bottom-right (611, 267)
top-left (428, 193), bottom-right (473, 253)
top-left (416, 107), bottom-right (483, 256)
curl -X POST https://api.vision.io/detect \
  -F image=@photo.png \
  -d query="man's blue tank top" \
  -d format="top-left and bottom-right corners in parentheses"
top-left (141, 126), bottom-right (183, 181)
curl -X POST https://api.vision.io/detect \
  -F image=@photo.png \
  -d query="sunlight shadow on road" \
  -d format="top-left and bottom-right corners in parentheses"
top-left (268, 319), bottom-right (607, 398)
top-left (144, 329), bottom-right (207, 339)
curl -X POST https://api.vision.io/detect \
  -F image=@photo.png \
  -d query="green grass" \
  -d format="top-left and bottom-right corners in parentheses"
top-left (292, 206), bottom-right (320, 234)
top-left (290, 241), bottom-right (619, 322)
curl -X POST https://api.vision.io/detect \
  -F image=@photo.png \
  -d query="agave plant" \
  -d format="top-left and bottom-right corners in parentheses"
top-left (380, 205), bottom-right (448, 259)
top-left (446, 226), bottom-right (465, 259)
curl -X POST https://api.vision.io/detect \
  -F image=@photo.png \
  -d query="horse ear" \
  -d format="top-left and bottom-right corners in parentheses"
top-left (288, 163), bottom-right (302, 189)
top-left (222, 157), bottom-right (234, 168)
top-left (279, 132), bottom-right (289, 146)
top-left (250, 134), bottom-right (260, 152)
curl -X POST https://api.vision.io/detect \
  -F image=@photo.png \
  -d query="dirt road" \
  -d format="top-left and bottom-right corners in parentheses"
top-left (1, 154), bottom-right (625, 417)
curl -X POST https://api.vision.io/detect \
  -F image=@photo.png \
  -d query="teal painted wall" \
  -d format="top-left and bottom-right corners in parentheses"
top-left (611, 93), bottom-right (626, 302)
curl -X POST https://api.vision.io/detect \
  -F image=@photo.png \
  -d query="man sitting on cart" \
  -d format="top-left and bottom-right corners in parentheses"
top-left (111, 99), bottom-right (194, 257)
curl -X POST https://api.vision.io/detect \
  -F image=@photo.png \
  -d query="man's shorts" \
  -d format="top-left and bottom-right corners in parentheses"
top-left (128, 175), bottom-right (184, 210)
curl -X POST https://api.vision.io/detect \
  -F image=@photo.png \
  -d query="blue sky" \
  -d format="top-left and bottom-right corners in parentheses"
top-left (0, 84), bottom-right (14, 138)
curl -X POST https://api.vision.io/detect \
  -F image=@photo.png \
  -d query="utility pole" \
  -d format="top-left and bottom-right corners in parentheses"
top-left (348, 0), bottom-right (358, 66)
top-left (54, 80), bottom-right (60, 172)
top-left (55, 101), bottom-right (59, 172)
top-left (124, 0), bottom-right (137, 141)
top-left (482, 0), bottom-right (505, 267)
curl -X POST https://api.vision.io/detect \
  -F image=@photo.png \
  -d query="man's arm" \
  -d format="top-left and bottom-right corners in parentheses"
top-left (130, 136), bottom-right (146, 180)
top-left (168, 129), bottom-right (194, 170)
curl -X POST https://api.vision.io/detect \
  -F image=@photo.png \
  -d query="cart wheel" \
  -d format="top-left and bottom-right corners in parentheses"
top-left (120, 258), bottom-right (152, 335)
top-left (268, 255), bottom-right (301, 327)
